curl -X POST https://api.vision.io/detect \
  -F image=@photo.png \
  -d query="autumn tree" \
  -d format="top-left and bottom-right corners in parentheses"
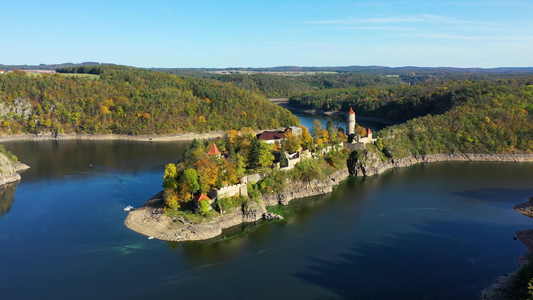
top-left (283, 131), bottom-right (301, 154)
top-left (258, 140), bottom-right (275, 168)
top-left (194, 157), bottom-right (219, 193)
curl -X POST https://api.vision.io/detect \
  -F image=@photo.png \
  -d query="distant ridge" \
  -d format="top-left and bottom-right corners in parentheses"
top-left (0, 62), bottom-right (113, 71)
top-left (2, 62), bottom-right (533, 75)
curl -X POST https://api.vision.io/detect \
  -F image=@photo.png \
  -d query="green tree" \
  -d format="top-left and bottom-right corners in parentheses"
top-left (198, 198), bottom-right (210, 215)
top-left (258, 140), bottom-right (275, 168)
top-left (182, 168), bottom-right (200, 198)
top-left (235, 153), bottom-right (246, 177)
top-left (311, 119), bottom-right (323, 138)
top-left (248, 137), bottom-right (260, 169)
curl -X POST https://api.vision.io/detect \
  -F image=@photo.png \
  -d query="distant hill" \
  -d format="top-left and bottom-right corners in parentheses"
top-left (0, 65), bottom-right (298, 135)
top-left (0, 62), bottom-right (112, 71)
top-left (150, 65), bottom-right (533, 75)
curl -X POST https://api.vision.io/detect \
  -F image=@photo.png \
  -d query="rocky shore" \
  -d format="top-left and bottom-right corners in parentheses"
top-left (0, 154), bottom-right (29, 186)
top-left (126, 152), bottom-right (532, 242)
top-left (351, 153), bottom-right (533, 177)
top-left (125, 192), bottom-right (269, 242)
top-left (480, 198), bottom-right (533, 299)
top-left (0, 132), bottom-right (227, 142)
top-left (262, 169), bottom-right (350, 206)
top-left (125, 169), bottom-right (349, 241)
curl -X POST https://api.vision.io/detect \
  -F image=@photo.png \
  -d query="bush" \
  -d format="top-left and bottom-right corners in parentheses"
top-left (258, 170), bottom-right (288, 194)
top-left (511, 261), bottom-right (533, 299)
top-left (292, 158), bottom-right (325, 182)
top-left (0, 145), bottom-right (18, 162)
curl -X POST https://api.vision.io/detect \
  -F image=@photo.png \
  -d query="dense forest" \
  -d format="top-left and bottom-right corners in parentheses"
top-left (289, 78), bottom-right (533, 121)
top-left (0, 66), bottom-right (298, 135)
top-left (377, 78), bottom-right (533, 157)
top-left (157, 71), bottom-right (403, 98)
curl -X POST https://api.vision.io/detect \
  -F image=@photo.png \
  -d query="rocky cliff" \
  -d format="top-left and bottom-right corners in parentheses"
top-left (349, 152), bottom-right (533, 177)
top-left (125, 168), bottom-right (350, 241)
top-left (0, 153), bottom-right (29, 186)
top-left (261, 168), bottom-right (350, 206)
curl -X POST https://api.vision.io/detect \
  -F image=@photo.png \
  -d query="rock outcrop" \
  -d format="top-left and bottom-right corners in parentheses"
top-left (125, 168), bottom-right (350, 241)
top-left (514, 197), bottom-right (533, 218)
top-left (261, 169), bottom-right (350, 206)
top-left (349, 153), bottom-right (533, 177)
top-left (124, 193), bottom-right (267, 242)
top-left (0, 153), bottom-right (29, 186)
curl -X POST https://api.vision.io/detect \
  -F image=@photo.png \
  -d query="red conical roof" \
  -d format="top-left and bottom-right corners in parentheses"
top-left (207, 142), bottom-right (221, 156)
top-left (366, 128), bottom-right (372, 135)
top-left (194, 193), bottom-right (211, 202)
top-left (348, 107), bottom-right (355, 114)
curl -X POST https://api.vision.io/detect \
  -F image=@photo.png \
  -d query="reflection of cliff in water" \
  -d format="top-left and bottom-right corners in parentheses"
top-left (0, 183), bottom-right (17, 218)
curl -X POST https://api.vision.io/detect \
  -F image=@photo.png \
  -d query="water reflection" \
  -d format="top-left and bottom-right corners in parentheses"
top-left (0, 182), bottom-right (17, 218)
top-left (1, 140), bottom-right (189, 181)
top-left (294, 220), bottom-right (522, 300)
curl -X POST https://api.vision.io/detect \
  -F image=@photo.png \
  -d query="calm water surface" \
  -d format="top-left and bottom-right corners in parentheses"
top-left (293, 111), bottom-right (389, 135)
top-left (0, 140), bottom-right (532, 299)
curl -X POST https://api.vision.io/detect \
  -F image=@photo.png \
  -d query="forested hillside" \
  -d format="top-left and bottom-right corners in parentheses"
top-left (165, 73), bottom-right (402, 98)
top-left (0, 66), bottom-right (298, 135)
top-left (378, 78), bottom-right (533, 156)
top-left (289, 78), bottom-right (533, 122)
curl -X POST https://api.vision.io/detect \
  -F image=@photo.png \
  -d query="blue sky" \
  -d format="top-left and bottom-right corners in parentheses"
top-left (1, 0), bottom-right (532, 68)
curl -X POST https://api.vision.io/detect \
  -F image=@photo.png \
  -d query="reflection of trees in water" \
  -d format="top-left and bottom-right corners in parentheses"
top-left (0, 182), bottom-right (18, 218)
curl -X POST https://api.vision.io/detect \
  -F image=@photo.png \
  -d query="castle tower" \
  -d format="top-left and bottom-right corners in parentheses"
top-left (366, 128), bottom-right (373, 140)
top-left (347, 107), bottom-right (356, 135)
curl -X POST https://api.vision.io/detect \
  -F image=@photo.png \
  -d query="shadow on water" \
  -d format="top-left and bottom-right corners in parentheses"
top-left (1, 140), bottom-right (189, 181)
top-left (293, 220), bottom-right (525, 300)
top-left (455, 188), bottom-right (533, 207)
top-left (0, 182), bottom-right (17, 218)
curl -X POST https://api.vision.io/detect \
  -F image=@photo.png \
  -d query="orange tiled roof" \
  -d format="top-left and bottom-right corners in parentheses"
top-left (207, 142), bottom-right (221, 156)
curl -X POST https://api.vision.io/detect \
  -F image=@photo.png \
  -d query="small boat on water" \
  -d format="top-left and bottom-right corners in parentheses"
top-left (148, 236), bottom-right (155, 240)
top-left (124, 205), bottom-right (134, 211)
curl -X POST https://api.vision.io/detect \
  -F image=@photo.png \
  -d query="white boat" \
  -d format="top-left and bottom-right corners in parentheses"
top-left (148, 236), bottom-right (155, 240)
top-left (124, 205), bottom-right (134, 211)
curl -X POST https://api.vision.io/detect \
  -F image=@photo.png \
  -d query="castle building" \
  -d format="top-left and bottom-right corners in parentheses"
top-left (344, 108), bottom-right (377, 150)
top-left (347, 107), bottom-right (356, 135)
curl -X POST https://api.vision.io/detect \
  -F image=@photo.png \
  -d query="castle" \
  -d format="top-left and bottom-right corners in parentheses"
top-left (344, 107), bottom-right (376, 150)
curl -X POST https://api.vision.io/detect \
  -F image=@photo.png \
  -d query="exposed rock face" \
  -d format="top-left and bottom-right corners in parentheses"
top-left (261, 169), bottom-right (350, 206)
top-left (349, 153), bottom-right (533, 177)
top-left (514, 197), bottom-right (533, 218)
top-left (125, 169), bottom-right (351, 241)
top-left (0, 153), bottom-right (29, 186)
top-left (0, 97), bottom-right (33, 119)
top-left (124, 194), bottom-right (267, 242)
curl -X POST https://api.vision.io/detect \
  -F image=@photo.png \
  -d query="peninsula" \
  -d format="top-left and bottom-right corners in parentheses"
top-left (125, 106), bottom-right (533, 242)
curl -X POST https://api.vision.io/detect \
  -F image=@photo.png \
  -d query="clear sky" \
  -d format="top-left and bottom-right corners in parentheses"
top-left (1, 0), bottom-right (532, 68)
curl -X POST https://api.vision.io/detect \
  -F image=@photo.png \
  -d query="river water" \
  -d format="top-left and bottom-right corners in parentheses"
top-left (0, 139), bottom-right (532, 299)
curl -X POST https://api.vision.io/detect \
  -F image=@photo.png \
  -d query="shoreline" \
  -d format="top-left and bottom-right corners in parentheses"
top-left (125, 153), bottom-right (533, 243)
top-left (481, 199), bottom-right (533, 300)
top-left (124, 168), bottom-right (350, 242)
top-left (0, 132), bottom-right (228, 142)
top-left (269, 98), bottom-right (399, 125)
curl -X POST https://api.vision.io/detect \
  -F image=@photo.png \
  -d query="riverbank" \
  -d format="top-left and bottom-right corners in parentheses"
top-left (0, 154), bottom-right (30, 186)
top-left (126, 152), bottom-right (533, 242)
top-left (351, 153), bottom-right (533, 178)
top-left (0, 132), bottom-right (228, 142)
top-left (126, 192), bottom-right (267, 242)
top-left (480, 199), bottom-right (533, 300)
top-left (269, 98), bottom-right (399, 126)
